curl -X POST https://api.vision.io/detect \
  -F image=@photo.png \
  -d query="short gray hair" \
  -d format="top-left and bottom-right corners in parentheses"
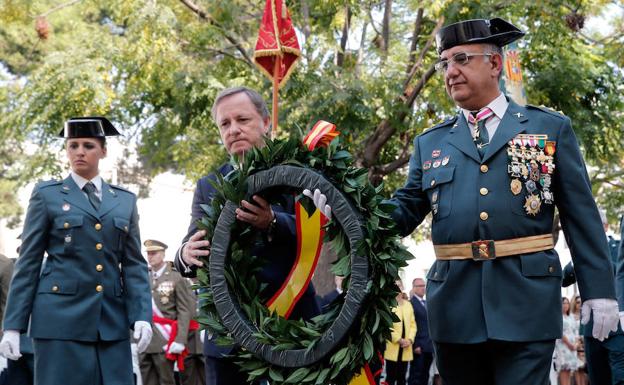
top-left (211, 86), bottom-right (269, 122)
top-left (483, 44), bottom-right (505, 80)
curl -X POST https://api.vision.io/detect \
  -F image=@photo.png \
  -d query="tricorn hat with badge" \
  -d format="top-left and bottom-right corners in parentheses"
top-left (436, 18), bottom-right (525, 53)
top-left (59, 117), bottom-right (121, 138)
top-left (144, 239), bottom-right (168, 252)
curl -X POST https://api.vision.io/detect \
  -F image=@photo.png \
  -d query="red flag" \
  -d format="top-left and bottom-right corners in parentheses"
top-left (254, 0), bottom-right (301, 88)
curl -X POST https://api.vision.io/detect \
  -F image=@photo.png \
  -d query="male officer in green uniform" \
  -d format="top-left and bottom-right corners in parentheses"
top-left (387, 18), bottom-right (619, 385)
top-left (0, 117), bottom-right (153, 385)
top-left (140, 239), bottom-right (194, 385)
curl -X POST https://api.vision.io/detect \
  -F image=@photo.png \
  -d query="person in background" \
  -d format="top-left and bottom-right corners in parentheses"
top-left (0, 117), bottom-right (152, 385)
top-left (384, 280), bottom-right (417, 385)
top-left (319, 275), bottom-right (344, 311)
top-left (570, 295), bottom-right (588, 385)
top-left (554, 297), bottom-right (581, 385)
top-left (179, 277), bottom-right (205, 385)
top-left (140, 239), bottom-right (194, 385)
top-left (408, 278), bottom-right (433, 385)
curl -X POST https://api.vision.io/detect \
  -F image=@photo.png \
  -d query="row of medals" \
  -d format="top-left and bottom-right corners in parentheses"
top-left (156, 280), bottom-right (174, 304)
top-left (506, 135), bottom-right (556, 216)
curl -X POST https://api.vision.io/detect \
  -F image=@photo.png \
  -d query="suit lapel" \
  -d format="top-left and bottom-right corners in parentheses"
top-left (482, 100), bottom-right (528, 163)
top-left (447, 113), bottom-right (482, 164)
top-left (60, 176), bottom-right (99, 219)
top-left (98, 181), bottom-right (120, 217)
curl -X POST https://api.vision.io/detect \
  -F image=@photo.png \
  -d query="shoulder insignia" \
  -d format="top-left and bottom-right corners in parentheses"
top-left (526, 104), bottom-right (566, 120)
top-left (36, 179), bottom-right (62, 189)
top-left (422, 116), bottom-right (458, 135)
top-left (109, 184), bottom-right (135, 195)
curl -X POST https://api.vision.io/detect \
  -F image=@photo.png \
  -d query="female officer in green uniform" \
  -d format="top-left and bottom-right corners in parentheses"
top-left (0, 117), bottom-right (153, 385)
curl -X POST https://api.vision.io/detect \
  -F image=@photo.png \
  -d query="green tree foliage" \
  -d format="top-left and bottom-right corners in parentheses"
top-left (0, 0), bottom-right (622, 224)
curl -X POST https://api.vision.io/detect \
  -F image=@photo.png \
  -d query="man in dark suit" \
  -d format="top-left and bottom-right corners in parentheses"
top-left (174, 87), bottom-right (320, 385)
top-left (387, 18), bottom-right (619, 385)
top-left (408, 278), bottom-right (433, 385)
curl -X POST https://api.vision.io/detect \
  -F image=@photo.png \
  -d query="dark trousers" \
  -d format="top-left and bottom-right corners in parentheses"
top-left (386, 359), bottom-right (409, 385)
top-left (408, 351), bottom-right (433, 385)
top-left (205, 356), bottom-right (250, 385)
top-left (34, 338), bottom-right (133, 385)
top-left (584, 334), bottom-right (624, 385)
top-left (5, 353), bottom-right (34, 385)
top-left (180, 354), bottom-right (206, 385)
top-left (139, 352), bottom-right (176, 385)
top-left (434, 339), bottom-right (555, 385)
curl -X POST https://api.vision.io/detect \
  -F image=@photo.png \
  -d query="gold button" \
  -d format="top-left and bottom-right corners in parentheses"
top-left (63, 222), bottom-right (70, 229)
top-left (95, 223), bottom-right (102, 231)
top-left (96, 285), bottom-right (103, 292)
top-left (480, 212), bottom-right (489, 221)
top-left (548, 266), bottom-right (555, 273)
top-left (480, 188), bottom-right (489, 196)
top-left (430, 180), bottom-right (436, 187)
top-left (480, 165), bottom-right (489, 173)
top-left (96, 243), bottom-right (103, 250)
top-left (96, 264), bottom-right (103, 272)
top-left (52, 285), bottom-right (59, 292)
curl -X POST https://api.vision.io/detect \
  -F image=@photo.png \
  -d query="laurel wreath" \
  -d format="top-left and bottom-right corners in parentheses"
top-left (194, 136), bottom-right (411, 384)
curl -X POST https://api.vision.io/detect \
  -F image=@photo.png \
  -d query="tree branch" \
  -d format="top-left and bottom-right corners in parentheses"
top-left (337, 5), bottom-right (351, 68)
top-left (301, 0), bottom-right (311, 40)
top-left (35, 0), bottom-right (83, 18)
top-left (405, 8), bottom-right (424, 74)
top-left (381, 0), bottom-right (392, 56)
top-left (403, 16), bottom-right (444, 91)
top-left (178, 0), bottom-right (254, 67)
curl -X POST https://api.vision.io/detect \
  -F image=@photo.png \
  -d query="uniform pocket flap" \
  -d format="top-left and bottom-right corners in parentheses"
top-left (37, 279), bottom-right (78, 295)
top-left (113, 217), bottom-right (130, 233)
top-left (54, 216), bottom-right (83, 229)
top-left (422, 166), bottom-right (455, 191)
top-left (520, 252), bottom-right (562, 277)
top-left (426, 260), bottom-right (449, 282)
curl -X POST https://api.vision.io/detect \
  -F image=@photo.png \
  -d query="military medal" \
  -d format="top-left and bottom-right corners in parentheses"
top-left (432, 150), bottom-right (441, 158)
top-left (545, 141), bottom-right (556, 156)
top-left (160, 296), bottom-right (169, 304)
top-left (433, 160), bottom-right (441, 168)
top-left (510, 179), bottom-right (522, 195)
top-left (524, 194), bottom-right (542, 216)
top-left (442, 156), bottom-right (450, 166)
top-left (423, 161), bottom-right (432, 170)
top-left (541, 190), bottom-right (554, 204)
top-left (432, 191), bottom-right (439, 203)
top-left (62, 203), bottom-right (71, 211)
top-left (432, 203), bottom-right (439, 215)
top-left (525, 180), bottom-right (537, 193)
top-left (64, 235), bottom-right (72, 243)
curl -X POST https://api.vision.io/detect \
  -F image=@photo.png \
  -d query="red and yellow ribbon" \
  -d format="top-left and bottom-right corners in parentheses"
top-left (303, 120), bottom-right (340, 151)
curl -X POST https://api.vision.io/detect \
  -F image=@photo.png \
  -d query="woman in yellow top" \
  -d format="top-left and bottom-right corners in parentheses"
top-left (384, 280), bottom-right (417, 385)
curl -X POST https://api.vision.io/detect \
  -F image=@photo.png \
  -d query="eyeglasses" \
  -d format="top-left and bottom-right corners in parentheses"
top-left (435, 52), bottom-right (493, 73)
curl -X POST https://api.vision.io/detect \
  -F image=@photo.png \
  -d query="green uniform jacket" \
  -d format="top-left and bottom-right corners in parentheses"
top-left (3, 176), bottom-right (151, 341)
top-left (389, 99), bottom-right (616, 343)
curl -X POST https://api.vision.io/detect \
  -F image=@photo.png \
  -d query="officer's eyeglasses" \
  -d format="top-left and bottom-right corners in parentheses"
top-left (435, 52), bottom-right (493, 73)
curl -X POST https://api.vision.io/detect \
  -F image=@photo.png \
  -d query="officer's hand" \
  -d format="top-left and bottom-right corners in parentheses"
top-left (303, 189), bottom-right (332, 219)
top-left (0, 330), bottom-right (21, 360)
top-left (581, 298), bottom-right (619, 341)
top-left (165, 342), bottom-right (185, 355)
top-left (236, 195), bottom-right (274, 231)
top-left (133, 321), bottom-right (153, 353)
top-left (182, 230), bottom-right (210, 268)
top-left (414, 346), bottom-right (422, 355)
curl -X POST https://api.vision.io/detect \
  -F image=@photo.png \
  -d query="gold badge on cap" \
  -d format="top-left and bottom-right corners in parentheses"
top-left (62, 203), bottom-right (71, 211)
top-left (510, 179), bottom-right (522, 195)
top-left (524, 194), bottom-right (542, 216)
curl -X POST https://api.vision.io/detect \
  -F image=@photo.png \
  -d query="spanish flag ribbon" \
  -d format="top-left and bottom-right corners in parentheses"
top-left (303, 120), bottom-right (340, 151)
top-left (253, 0), bottom-right (301, 89)
top-left (266, 203), bottom-right (327, 319)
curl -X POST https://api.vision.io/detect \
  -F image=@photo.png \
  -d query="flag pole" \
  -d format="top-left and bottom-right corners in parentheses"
top-left (271, 56), bottom-right (281, 139)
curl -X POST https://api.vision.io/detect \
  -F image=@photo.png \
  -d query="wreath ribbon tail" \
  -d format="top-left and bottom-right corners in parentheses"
top-left (266, 202), bottom-right (326, 318)
top-left (348, 362), bottom-right (377, 385)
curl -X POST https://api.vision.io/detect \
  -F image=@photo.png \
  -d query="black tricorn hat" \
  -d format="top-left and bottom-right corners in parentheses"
top-left (436, 18), bottom-right (525, 54)
top-left (58, 117), bottom-right (121, 138)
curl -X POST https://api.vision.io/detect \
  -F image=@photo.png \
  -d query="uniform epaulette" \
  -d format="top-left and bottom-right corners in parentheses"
top-left (36, 179), bottom-right (62, 189)
top-left (526, 104), bottom-right (566, 120)
top-left (422, 116), bottom-right (457, 135)
top-left (109, 184), bottom-right (135, 195)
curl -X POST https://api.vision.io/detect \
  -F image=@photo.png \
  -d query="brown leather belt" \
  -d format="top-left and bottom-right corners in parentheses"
top-left (434, 234), bottom-right (554, 261)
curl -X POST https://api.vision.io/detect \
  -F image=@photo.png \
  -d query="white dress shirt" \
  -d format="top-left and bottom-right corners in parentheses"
top-left (70, 172), bottom-right (103, 200)
top-left (461, 92), bottom-right (509, 141)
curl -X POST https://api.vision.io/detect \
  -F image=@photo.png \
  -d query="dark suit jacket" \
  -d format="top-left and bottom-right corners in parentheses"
top-left (410, 296), bottom-right (433, 353)
top-left (389, 100), bottom-right (615, 343)
top-left (174, 164), bottom-right (320, 358)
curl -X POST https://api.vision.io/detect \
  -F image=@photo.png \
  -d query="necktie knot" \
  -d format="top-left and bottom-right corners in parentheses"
top-left (83, 182), bottom-right (101, 210)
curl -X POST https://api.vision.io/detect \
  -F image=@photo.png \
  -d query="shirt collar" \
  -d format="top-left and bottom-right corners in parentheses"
top-left (152, 264), bottom-right (167, 279)
top-left (461, 92), bottom-right (508, 123)
top-left (71, 172), bottom-right (102, 192)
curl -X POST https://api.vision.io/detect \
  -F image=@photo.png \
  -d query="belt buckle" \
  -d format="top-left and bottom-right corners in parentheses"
top-left (471, 240), bottom-right (496, 261)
